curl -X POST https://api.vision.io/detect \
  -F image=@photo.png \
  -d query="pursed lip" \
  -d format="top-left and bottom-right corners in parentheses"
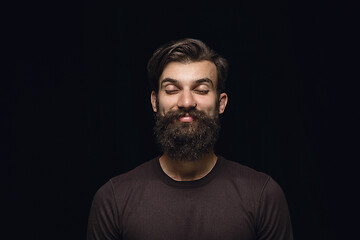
top-left (178, 113), bottom-right (194, 122)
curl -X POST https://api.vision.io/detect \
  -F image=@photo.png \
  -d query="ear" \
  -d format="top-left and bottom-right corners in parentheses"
top-left (218, 93), bottom-right (228, 114)
top-left (151, 91), bottom-right (158, 112)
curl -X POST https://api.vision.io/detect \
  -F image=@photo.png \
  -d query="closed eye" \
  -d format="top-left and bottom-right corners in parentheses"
top-left (165, 89), bottom-right (179, 94)
top-left (163, 83), bottom-right (180, 94)
top-left (194, 89), bottom-right (209, 94)
top-left (194, 84), bottom-right (210, 94)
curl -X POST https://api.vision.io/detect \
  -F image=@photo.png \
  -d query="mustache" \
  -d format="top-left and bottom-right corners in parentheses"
top-left (158, 109), bottom-right (209, 122)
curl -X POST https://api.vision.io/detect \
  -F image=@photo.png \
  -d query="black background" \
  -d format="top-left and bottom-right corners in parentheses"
top-left (3, 0), bottom-right (357, 239)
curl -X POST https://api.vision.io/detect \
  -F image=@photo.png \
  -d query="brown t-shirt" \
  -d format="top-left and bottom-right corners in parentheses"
top-left (87, 156), bottom-right (293, 240)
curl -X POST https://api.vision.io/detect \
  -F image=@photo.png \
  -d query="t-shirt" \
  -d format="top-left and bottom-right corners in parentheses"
top-left (87, 156), bottom-right (293, 240)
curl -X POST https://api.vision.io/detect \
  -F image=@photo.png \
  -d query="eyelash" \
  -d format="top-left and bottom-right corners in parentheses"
top-left (165, 90), bottom-right (179, 94)
top-left (195, 90), bottom-right (209, 94)
top-left (165, 89), bottom-right (209, 95)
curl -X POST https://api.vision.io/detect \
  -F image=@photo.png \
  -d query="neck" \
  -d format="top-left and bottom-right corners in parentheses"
top-left (159, 151), bottom-right (218, 181)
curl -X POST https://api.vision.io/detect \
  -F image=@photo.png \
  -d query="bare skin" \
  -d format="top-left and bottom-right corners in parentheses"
top-left (151, 61), bottom-right (228, 181)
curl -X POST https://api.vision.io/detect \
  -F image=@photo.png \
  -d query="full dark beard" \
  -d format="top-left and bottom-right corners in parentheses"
top-left (154, 109), bottom-right (220, 162)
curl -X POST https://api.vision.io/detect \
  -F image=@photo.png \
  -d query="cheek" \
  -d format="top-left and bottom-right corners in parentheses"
top-left (198, 95), bottom-right (218, 108)
top-left (158, 93), bottom-right (181, 107)
top-left (198, 101), bottom-right (218, 116)
top-left (158, 99), bottom-right (175, 114)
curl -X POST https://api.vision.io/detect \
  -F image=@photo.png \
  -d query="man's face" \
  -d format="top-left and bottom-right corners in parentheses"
top-left (151, 60), bottom-right (228, 118)
top-left (151, 61), bottom-right (228, 161)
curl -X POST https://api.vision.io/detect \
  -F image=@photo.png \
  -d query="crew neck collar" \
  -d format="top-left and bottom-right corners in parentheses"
top-left (152, 155), bottom-right (224, 189)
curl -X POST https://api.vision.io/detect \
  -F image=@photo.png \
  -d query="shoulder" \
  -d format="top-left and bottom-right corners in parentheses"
top-left (217, 156), bottom-right (285, 203)
top-left (218, 156), bottom-right (292, 233)
top-left (94, 158), bottom-right (157, 199)
top-left (87, 160), bottom-right (158, 240)
top-left (111, 159), bottom-right (156, 183)
top-left (219, 156), bottom-right (270, 186)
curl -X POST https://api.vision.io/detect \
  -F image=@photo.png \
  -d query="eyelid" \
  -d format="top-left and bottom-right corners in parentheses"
top-left (163, 84), bottom-right (180, 90)
top-left (194, 84), bottom-right (210, 90)
top-left (165, 90), bottom-right (179, 95)
top-left (194, 89), bottom-right (209, 94)
top-left (163, 84), bottom-right (180, 94)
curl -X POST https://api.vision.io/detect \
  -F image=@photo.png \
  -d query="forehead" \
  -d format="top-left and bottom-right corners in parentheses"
top-left (159, 61), bottom-right (218, 85)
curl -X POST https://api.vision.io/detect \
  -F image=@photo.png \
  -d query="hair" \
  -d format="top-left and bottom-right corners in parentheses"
top-left (147, 38), bottom-right (228, 94)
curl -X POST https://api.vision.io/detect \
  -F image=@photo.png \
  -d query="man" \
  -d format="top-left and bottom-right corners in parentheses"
top-left (87, 38), bottom-right (293, 240)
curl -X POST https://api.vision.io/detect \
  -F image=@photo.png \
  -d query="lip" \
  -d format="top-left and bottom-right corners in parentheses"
top-left (179, 115), bottom-right (194, 122)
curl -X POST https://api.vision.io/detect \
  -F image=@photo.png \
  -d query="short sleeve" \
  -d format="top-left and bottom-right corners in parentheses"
top-left (87, 180), bottom-right (121, 240)
top-left (256, 177), bottom-right (294, 240)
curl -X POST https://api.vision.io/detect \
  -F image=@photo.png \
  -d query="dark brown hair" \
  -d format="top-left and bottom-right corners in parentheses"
top-left (147, 38), bottom-right (228, 94)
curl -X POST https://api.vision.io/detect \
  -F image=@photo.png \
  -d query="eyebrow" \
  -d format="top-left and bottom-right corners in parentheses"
top-left (160, 78), bottom-right (214, 87)
top-left (160, 78), bottom-right (178, 86)
top-left (194, 78), bottom-right (214, 86)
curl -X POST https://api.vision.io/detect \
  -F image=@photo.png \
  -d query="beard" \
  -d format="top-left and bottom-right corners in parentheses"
top-left (154, 108), bottom-right (220, 162)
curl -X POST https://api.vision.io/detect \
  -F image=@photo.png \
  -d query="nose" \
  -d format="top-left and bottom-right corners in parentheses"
top-left (177, 90), bottom-right (196, 109)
